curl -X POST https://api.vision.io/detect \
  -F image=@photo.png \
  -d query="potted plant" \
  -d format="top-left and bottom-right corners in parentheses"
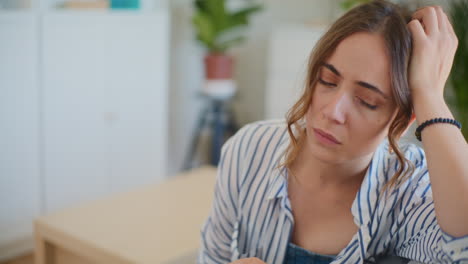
top-left (449, 0), bottom-right (468, 139)
top-left (192, 0), bottom-right (262, 99)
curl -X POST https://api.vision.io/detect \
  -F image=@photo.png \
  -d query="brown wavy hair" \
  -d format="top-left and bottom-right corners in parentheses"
top-left (281, 0), bottom-right (415, 195)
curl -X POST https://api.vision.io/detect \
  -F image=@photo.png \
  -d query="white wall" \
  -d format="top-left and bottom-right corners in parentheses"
top-left (168, 1), bottom-right (204, 174)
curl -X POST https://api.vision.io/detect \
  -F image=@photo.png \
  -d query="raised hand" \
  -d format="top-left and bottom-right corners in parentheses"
top-left (407, 5), bottom-right (458, 103)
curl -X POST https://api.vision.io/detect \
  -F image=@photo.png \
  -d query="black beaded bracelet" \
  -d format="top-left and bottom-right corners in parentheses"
top-left (415, 117), bottom-right (462, 141)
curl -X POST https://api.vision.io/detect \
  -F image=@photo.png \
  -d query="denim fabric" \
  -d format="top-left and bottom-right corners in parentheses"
top-left (283, 243), bottom-right (336, 264)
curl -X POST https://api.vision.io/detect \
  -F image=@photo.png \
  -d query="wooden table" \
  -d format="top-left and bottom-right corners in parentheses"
top-left (34, 167), bottom-right (217, 264)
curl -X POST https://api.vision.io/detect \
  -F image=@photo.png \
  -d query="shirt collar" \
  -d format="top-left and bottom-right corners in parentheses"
top-left (351, 141), bottom-right (387, 226)
top-left (265, 135), bottom-right (389, 227)
top-left (265, 131), bottom-right (290, 200)
top-left (265, 165), bottom-right (288, 200)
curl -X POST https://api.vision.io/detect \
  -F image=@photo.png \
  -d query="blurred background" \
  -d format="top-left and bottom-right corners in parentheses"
top-left (0, 0), bottom-right (466, 263)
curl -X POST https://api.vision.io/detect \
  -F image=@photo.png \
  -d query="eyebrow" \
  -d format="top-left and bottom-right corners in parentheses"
top-left (322, 63), bottom-right (389, 100)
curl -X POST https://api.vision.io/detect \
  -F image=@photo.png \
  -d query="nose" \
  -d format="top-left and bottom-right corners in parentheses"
top-left (322, 90), bottom-right (347, 124)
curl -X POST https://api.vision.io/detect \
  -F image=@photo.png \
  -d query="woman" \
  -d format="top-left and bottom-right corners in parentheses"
top-left (198, 1), bottom-right (468, 263)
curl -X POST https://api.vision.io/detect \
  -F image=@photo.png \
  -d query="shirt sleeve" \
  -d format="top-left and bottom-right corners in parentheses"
top-left (198, 125), bottom-right (248, 264)
top-left (393, 165), bottom-right (468, 263)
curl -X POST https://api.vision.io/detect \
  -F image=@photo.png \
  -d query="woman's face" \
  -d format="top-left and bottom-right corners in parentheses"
top-left (305, 32), bottom-right (398, 164)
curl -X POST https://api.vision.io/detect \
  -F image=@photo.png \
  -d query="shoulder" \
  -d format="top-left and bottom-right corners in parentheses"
top-left (379, 140), bottom-right (426, 169)
top-left (369, 142), bottom-right (432, 240)
top-left (370, 141), bottom-right (431, 217)
top-left (234, 119), bottom-right (288, 137)
top-left (395, 142), bottom-right (427, 171)
top-left (377, 140), bottom-right (429, 189)
top-left (377, 141), bottom-right (432, 218)
top-left (223, 119), bottom-right (289, 161)
top-left (220, 119), bottom-right (289, 189)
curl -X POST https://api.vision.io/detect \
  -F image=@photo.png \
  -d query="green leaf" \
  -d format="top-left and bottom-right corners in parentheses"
top-left (340, 0), bottom-right (372, 11)
top-left (216, 36), bottom-right (246, 53)
top-left (193, 12), bottom-right (216, 47)
top-left (205, 0), bottom-right (228, 32)
top-left (225, 5), bottom-right (262, 30)
top-left (194, 0), bottom-right (207, 12)
top-left (192, 0), bottom-right (262, 52)
top-left (231, 5), bottom-right (262, 21)
top-left (447, 0), bottom-right (468, 138)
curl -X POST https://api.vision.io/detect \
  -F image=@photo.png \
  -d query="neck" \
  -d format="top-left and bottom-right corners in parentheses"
top-left (290, 138), bottom-right (373, 192)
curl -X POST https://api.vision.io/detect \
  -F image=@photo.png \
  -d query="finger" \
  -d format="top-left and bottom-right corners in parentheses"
top-left (408, 19), bottom-right (427, 44)
top-left (440, 9), bottom-right (459, 49)
top-left (444, 11), bottom-right (457, 39)
top-left (412, 6), bottom-right (439, 35)
top-left (433, 6), bottom-right (446, 32)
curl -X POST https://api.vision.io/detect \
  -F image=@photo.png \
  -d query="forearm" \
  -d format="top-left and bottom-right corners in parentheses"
top-left (413, 93), bottom-right (468, 237)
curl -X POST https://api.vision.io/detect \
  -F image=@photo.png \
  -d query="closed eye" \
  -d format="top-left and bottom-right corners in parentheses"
top-left (318, 78), bottom-right (336, 87)
top-left (319, 78), bottom-right (379, 110)
top-left (357, 97), bottom-right (378, 110)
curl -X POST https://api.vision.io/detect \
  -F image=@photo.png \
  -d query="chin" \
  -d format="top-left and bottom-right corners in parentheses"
top-left (308, 137), bottom-right (347, 164)
top-left (311, 150), bottom-right (347, 164)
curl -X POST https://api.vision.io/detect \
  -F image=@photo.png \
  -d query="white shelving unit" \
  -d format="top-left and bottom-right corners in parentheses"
top-left (42, 10), bottom-right (169, 212)
top-left (0, 0), bottom-right (169, 260)
top-left (0, 0), bottom-right (32, 10)
top-left (0, 10), bottom-right (41, 260)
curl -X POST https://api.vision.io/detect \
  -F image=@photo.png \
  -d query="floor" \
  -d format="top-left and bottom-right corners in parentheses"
top-left (0, 253), bottom-right (33, 264)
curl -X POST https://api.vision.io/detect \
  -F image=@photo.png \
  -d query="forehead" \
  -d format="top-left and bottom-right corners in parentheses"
top-left (326, 32), bottom-right (392, 93)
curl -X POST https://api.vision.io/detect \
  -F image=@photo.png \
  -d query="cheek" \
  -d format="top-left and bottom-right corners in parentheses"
top-left (373, 109), bottom-right (397, 132)
top-left (305, 104), bottom-right (314, 126)
top-left (375, 118), bottom-right (388, 127)
top-left (354, 103), bottom-right (396, 131)
top-left (309, 88), bottom-right (325, 113)
top-left (349, 118), bottom-right (390, 146)
top-left (306, 95), bottom-right (324, 124)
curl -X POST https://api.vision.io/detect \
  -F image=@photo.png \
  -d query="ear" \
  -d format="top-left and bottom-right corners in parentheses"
top-left (401, 113), bottom-right (417, 137)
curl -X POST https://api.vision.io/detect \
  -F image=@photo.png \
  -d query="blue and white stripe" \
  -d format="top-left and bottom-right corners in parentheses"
top-left (198, 119), bottom-right (468, 264)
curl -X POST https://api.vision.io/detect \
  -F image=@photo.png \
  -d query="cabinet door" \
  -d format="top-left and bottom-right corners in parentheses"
top-left (42, 12), bottom-right (169, 213)
top-left (0, 13), bottom-right (40, 247)
top-left (103, 13), bottom-right (169, 194)
top-left (42, 13), bottom-right (109, 213)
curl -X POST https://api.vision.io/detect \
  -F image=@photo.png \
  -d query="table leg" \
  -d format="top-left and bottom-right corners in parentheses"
top-left (34, 223), bottom-right (52, 264)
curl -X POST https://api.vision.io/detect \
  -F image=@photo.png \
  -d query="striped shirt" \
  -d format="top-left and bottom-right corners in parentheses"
top-left (198, 119), bottom-right (468, 264)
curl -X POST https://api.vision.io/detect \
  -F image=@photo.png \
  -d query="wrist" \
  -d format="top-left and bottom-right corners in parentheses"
top-left (415, 118), bottom-right (462, 141)
top-left (411, 85), bottom-right (444, 104)
top-left (412, 92), bottom-right (444, 108)
top-left (412, 93), bottom-right (452, 125)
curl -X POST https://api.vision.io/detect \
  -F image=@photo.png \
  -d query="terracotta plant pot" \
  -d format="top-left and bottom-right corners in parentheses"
top-left (204, 53), bottom-right (234, 80)
top-left (203, 53), bottom-right (237, 100)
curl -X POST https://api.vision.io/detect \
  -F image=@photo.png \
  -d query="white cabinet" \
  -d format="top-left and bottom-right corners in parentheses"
top-left (0, 12), bottom-right (41, 256)
top-left (0, 9), bottom-right (170, 259)
top-left (42, 11), bottom-right (169, 212)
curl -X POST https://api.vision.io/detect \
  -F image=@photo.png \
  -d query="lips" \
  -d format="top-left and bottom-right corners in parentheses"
top-left (313, 128), bottom-right (342, 144)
